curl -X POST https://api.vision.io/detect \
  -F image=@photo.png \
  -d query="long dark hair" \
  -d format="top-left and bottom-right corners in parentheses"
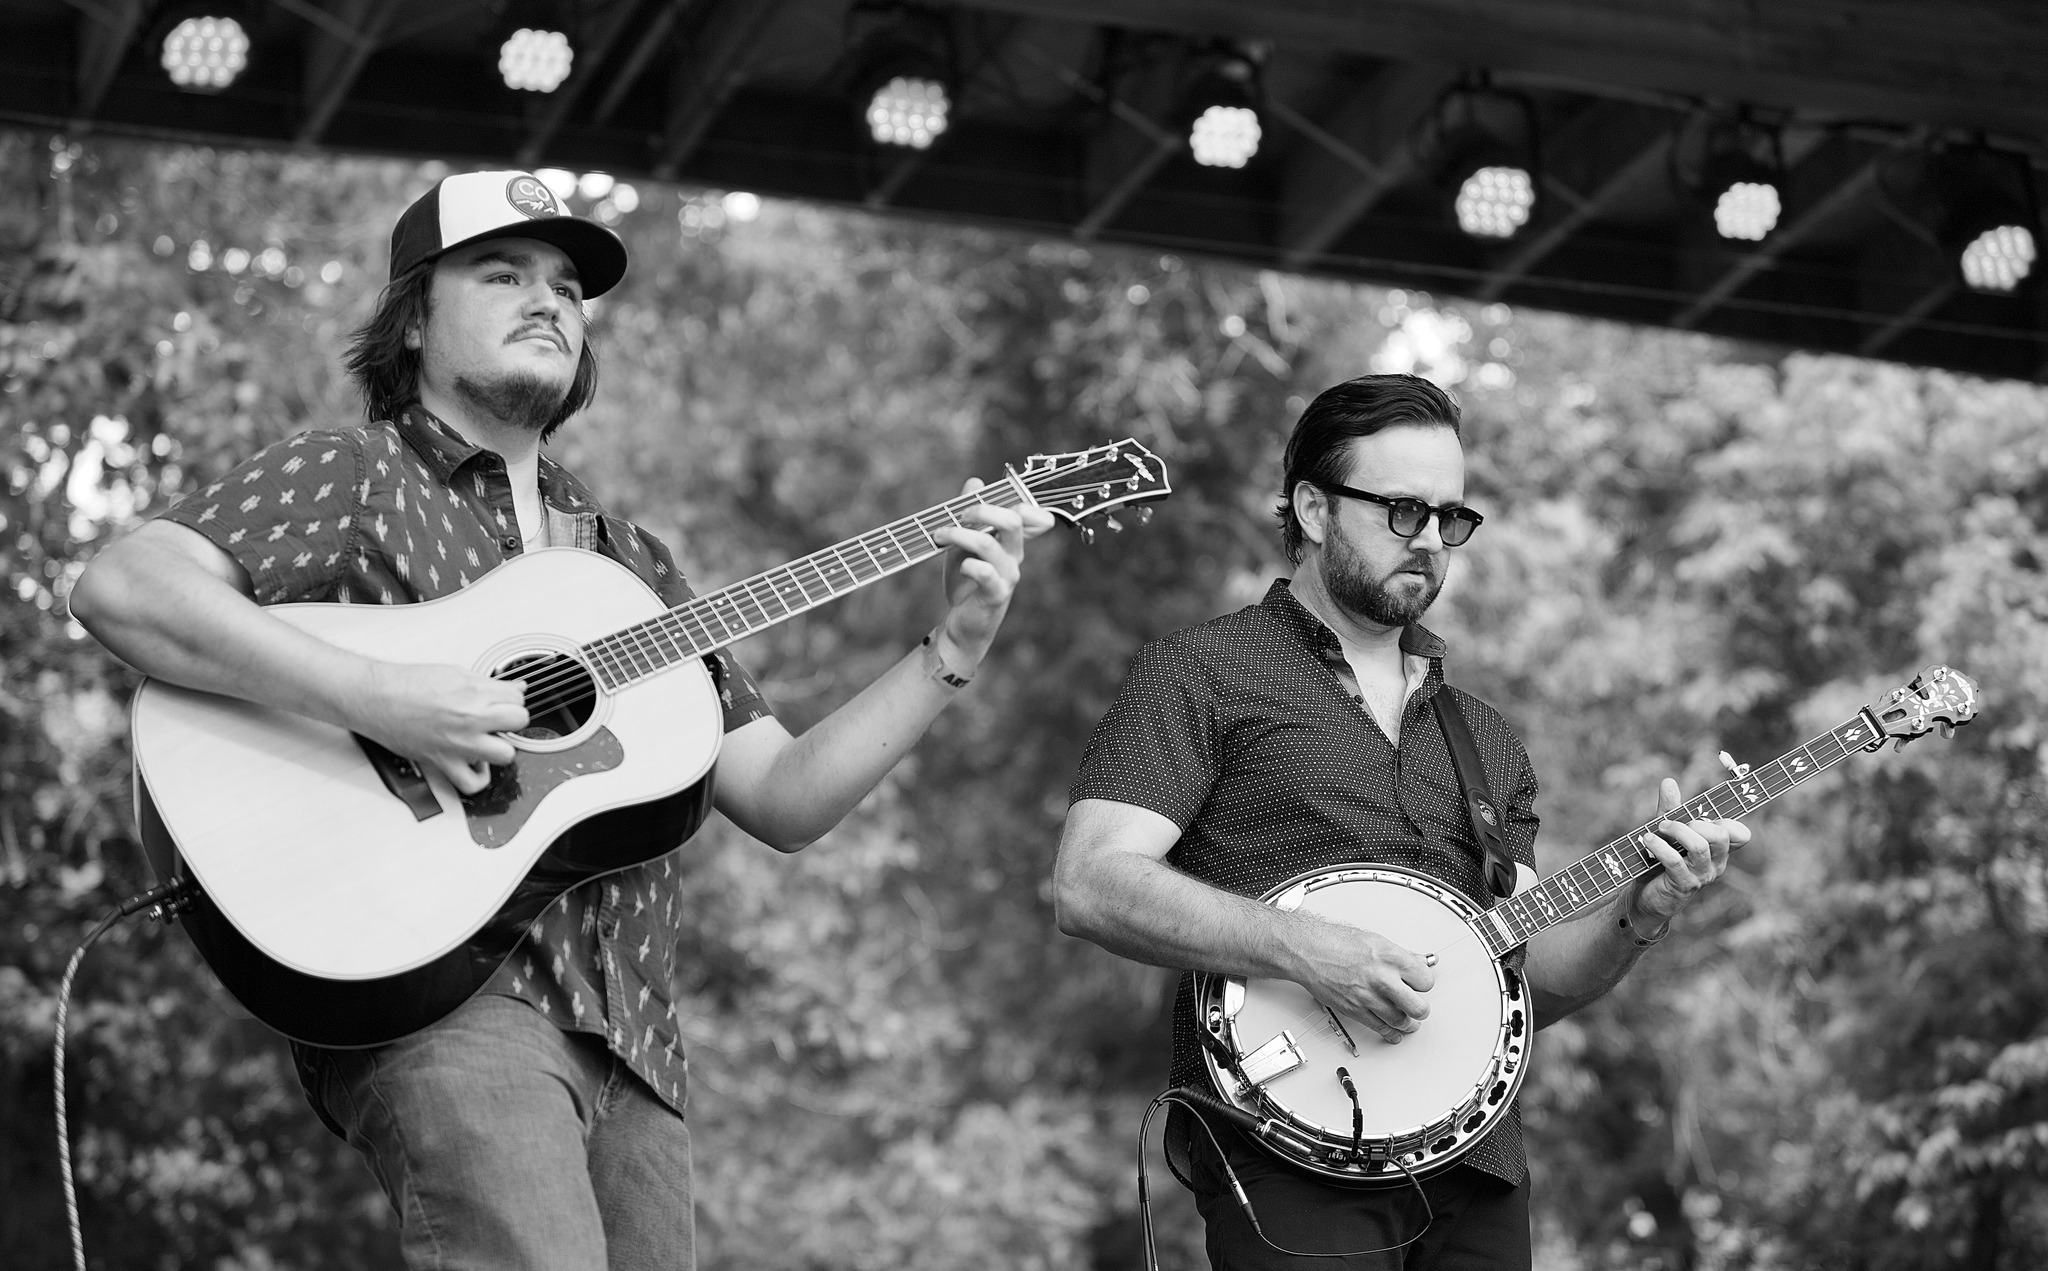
top-left (343, 259), bottom-right (601, 441)
top-left (1275, 374), bottom-right (1462, 563)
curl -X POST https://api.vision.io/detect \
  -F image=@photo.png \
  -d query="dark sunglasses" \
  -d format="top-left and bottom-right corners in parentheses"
top-left (1320, 482), bottom-right (1484, 546)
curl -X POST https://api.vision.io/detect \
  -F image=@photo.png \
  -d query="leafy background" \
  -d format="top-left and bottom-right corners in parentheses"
top-left (2, 131), bottom-right (2044, 1270)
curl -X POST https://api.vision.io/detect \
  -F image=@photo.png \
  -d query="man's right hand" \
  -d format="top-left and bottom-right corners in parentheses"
top-left (1288, 917), bottom-right (1436, 1045)
top-left (346, 661), bottom-right (530, 795)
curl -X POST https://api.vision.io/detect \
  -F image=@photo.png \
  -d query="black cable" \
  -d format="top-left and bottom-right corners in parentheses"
top-left (53, 881), bottom-right (198, 1271)
top-left (1138, 1088), bottom-right (1434, 1269)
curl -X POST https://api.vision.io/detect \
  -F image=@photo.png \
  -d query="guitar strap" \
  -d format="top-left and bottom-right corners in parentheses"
top-left (1431, 689), bottom-right (1517, 900)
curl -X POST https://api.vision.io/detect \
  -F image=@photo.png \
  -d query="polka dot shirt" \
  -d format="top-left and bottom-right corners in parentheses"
top-left (1070, 578), bottom-right (1540, 1184)
top-left (163, 405), bottom-right (773, 1114)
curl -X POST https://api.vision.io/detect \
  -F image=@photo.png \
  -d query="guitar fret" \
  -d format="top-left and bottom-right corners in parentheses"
top-left (679, 605), bottom-right (720, 654)
top-left (1556, 870), bottom-right (1587, 911)
top-left (750, 573), bottom-right (798, 619)
top-left (865, 530), bottom-right (909, 572)
top-left (710, 593), bottom-right (752, 639)
top-left (614, 631), bottom-right (655, 678)
top-left (731, 579), bottom-right (777, 627)
top-left (825, 546), bottom-right (868, 590)
top-left (643, 620), bottom-right (686, 666)
top-left (574, 442), bottom-right (1168, 689)
top-left (762, 568), bottom-right (808, 612)
top-left (585, 642), bottom-right (625, 690)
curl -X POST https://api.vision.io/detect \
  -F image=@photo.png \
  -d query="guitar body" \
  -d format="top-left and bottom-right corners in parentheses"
top-left (1196, 867), bottom-right (1527, 1185)
top-left (132, 548), bottom-right (724, 1048)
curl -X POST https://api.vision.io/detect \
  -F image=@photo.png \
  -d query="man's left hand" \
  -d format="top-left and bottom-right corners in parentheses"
top-left (1632, 777), bottom-right (1750, 927)
top-left (929, 477), bottom-right (1055, 672)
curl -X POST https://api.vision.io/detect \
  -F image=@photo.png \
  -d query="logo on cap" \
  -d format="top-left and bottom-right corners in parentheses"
top-left (506, 175), bottom-right (562, 220)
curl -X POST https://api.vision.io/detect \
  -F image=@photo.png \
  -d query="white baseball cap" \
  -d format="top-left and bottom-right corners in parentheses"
top-left (388, 170), bottom-right (629, 297)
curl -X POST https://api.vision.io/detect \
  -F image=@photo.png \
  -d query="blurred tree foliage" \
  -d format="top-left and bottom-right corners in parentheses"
top-left (1, 132), bottom-right (2043, 1271)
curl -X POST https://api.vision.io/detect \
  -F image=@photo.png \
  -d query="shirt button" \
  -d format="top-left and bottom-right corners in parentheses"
top-left (501, 534), bottom-right (519, 551)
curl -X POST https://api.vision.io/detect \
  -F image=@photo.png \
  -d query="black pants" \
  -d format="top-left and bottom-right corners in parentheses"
top-left (1186, 1124), bottom-right (1531, 1271)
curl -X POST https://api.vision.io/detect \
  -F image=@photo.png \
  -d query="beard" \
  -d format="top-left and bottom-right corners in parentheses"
top-left (1320, 519), bottom-right (1443, 628)
top-left (452, 369), bottom-right (569, 435)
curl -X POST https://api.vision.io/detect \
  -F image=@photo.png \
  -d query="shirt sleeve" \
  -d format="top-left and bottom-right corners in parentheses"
top-left (1503, 735), bottom-right (1540, 870)
top-left (1068, 637), bottom-right (1220, 829)
top-left (160, 429), bottom-right (363, 606)
top-left (621, 523), bottom-right (774, 735)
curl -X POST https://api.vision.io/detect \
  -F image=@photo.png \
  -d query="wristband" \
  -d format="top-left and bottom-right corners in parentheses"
top-left (1619, 884), bottom-right (1671, 948)
top-left (920, 629), bottom-right (973, 689)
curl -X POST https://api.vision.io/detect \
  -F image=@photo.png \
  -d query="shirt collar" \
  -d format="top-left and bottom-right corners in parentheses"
top-left (1261, 576), bottom-right (1448, 661)
top-left (395, 404), bottom-right (602, 515)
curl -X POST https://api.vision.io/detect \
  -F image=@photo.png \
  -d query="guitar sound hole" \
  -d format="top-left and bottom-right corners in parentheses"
top-left (496, 652), bottom-right (597, 741)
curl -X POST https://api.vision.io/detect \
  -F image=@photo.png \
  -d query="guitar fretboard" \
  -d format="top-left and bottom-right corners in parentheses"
top-left (1471, 708), bottom-right (1886, 957)
top-left (576, 482), bottom-right (1031, 691)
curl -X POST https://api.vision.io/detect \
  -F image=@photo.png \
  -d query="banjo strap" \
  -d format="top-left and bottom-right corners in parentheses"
top-left (1431, 690), bottom-right (1517, 900)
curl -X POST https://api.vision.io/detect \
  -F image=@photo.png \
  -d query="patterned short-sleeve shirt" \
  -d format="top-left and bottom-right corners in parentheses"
top-left (1069, 578), bottom-right (1540, 1184)
top-left (163, 405), bottom-right (774, 1113)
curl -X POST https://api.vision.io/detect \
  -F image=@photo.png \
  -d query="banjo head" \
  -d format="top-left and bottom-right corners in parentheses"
top-left (1196, 865), bottom-right (1528, 1184)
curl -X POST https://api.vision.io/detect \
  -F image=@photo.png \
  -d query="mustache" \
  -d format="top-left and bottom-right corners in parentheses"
top-left (507, 322), bottom-right (567, 351)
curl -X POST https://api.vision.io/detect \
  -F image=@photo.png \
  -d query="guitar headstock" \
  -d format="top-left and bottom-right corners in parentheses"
top-left (1014, 439), bottom-right (1172, 537)
top-left (1864, 664), bottom-right (1981, 751)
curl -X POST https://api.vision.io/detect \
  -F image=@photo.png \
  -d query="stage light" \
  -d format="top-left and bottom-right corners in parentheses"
top-left (1688, 118), bottom-right (1786, 241)
top-left (1190, 105), bottom-right (1261, 169)
top-left (1425, 86), bottom-right (1541, 241)
top-left (1182, 51), bottom-right (1263, 169)
top-left (844, 6), bottom-right (957, 151)
top-left (1927, 148), bottom-right (2042, 294)
top-left (499, 27), bottom-right (573, 93)
top-left (161, 15), bottom-right (249, 92)
top-left (1455, 165), bottom-right (1535, 238)
top-left (866, 75), bottom-right (949, 148)
top-left (1714, 181), bottom-right (1781, 241)
top-left (1959, 224), bottom-right (2036, 292)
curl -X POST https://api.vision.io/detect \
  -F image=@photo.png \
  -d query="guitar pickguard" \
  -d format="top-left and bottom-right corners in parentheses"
top-left (462, 727), bottom-right (626, 848)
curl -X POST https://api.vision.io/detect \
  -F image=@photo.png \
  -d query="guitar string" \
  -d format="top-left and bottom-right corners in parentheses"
top-left (1457, 718), bottom-right (1871, 957)
top-left (502, 465), bottom-right (1152, 716)
top-left (499, 485), bottom-right (1032, 713)
top-left (492, 469), bottom-right (1063, 710)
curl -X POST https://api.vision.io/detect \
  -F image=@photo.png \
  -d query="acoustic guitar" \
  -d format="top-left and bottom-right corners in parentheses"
top-left (133, 441), bottom-right (1169, 1047)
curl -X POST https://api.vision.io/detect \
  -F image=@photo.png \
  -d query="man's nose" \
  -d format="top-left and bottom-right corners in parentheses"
top-left (1410, 512), bottom-right (1449, 552)
top-left (522, 282), bottom-right (565, 319)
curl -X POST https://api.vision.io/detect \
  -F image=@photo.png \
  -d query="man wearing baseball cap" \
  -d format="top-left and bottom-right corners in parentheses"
top-left (73, 170), bottom-right (1052, 1268)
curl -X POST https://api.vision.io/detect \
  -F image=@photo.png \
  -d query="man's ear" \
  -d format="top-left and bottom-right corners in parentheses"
top-left (1294, 482), bottom-right (1331, 548)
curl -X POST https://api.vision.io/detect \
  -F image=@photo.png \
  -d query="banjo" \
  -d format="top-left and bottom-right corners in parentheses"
top-left (1193, 665), bottom-right (1980, 1184)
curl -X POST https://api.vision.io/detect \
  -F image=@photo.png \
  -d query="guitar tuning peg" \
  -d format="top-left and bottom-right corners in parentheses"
top-left (1079, 524), bottom-right (1096, 545)
top-left (1105, 515), bottom-right (1123, 532)
top-left (1134, 507), bottom-right (1152, 525)
top-left (1938, 721), bottom-right (1954, 739)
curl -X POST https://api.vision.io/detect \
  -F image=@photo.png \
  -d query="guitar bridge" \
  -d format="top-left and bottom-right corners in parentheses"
top-left (1236, 1030), bottom-right (1306, 1090)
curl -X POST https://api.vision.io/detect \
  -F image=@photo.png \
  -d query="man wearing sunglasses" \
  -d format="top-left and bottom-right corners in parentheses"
top-left (1053, 373), bottom-right (1748, 1269)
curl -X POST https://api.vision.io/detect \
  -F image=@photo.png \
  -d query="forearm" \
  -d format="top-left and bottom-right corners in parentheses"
top-left (720, 632), bottom-right (971, 850)
top-left (71, 530), bottom-right (371, 728)
top-left (1055, 848), bottom-right (1315, 982)
top-left (1525, 886), bottom-right (1660, 1025)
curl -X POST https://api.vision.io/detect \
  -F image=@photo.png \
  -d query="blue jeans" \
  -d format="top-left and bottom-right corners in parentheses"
top-left (293, 993), bottom-right (693, 1271)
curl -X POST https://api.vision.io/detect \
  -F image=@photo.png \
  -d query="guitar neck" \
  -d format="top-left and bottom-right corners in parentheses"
top-left (1473, 706), bottom-right (1890, 956)
top-left (576, 478), bottom-right (1032, 692)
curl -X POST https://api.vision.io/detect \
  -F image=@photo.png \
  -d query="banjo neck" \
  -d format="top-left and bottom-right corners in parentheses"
top-left (1471, 666), bottom-right (1979, 958)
